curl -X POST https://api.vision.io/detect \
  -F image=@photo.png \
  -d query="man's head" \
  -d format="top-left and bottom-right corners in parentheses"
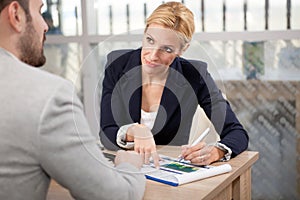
top-left (0, 0), bottom-right (48, 67)
top-left (0, 0), bottom-right (30, 19)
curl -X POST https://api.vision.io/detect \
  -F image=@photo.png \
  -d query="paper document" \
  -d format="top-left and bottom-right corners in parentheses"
top-left (141, 155), bottom-right (232, 186)
top-left (103, 152), bottom-right (232, 187)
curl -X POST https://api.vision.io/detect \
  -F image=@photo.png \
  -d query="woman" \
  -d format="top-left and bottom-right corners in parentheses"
top-left (100, 2), bottom-right (248, 167)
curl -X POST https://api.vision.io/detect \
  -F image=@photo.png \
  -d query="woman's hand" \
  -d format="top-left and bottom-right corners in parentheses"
top-left (127, 124), bottom-right (160, 168)
top-left (180, 142), bottom-right (225, 165)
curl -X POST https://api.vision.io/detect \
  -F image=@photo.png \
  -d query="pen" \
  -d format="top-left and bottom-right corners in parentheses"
top-left (177, 127), bottom-right (210, 161)
top-left (190, 127), bottom-right (210, 147)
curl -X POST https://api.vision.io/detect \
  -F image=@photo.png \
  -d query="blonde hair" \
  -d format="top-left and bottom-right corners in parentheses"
top-left (145, 2), bottom-right (195, 43)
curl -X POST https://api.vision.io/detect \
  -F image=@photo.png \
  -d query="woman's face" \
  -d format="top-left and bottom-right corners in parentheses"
top-left (141, 23), bottom-right (186, 74)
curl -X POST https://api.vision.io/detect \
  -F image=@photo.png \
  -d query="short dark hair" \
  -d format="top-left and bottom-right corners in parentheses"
top-left (0, 0), bottom-right (31, 21)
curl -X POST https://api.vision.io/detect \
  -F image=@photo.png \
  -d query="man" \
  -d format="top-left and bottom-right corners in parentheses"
top-left (0, 0), bottom-right (145, 199)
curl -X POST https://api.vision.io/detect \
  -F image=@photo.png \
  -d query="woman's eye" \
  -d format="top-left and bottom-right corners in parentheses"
top-left (146, 37), bottom-right (154, 44)
top-left (164, 47), bottom-right (173, 53)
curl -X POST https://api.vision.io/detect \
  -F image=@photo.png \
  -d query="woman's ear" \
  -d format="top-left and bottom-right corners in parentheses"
top-left (7, 2), bottom-right (26, 32)
top-left (182, 43), bottom-right (190, 53)
top-left (178, 43), bottom-right (190, 57)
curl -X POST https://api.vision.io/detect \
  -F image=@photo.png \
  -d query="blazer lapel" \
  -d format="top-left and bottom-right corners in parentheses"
top-left (152, 58), bottom-right (191, 133)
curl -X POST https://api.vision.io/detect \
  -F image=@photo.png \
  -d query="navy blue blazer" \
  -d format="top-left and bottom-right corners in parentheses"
top-left (100, 48), bottom-right (248, 157)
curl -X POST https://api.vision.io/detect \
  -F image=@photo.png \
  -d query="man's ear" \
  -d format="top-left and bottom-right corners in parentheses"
top-left (7, 2), bottom-right (26, 32)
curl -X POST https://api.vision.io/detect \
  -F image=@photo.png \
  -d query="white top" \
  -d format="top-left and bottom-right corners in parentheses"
top-left (140, 109), bottom-right (158, 130)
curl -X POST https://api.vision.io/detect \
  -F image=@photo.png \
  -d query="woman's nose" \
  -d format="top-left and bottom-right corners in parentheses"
top-left (150, 48), bottom-right (160, 61)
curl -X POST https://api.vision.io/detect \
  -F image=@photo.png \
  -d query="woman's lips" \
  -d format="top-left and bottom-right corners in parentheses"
top-left (144, 59), bottom-right (160, 67)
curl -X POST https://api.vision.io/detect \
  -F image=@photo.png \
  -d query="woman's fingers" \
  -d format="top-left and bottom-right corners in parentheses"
top-left (184, 144), bottom-right (215, 165)
top-left (151, 151), bottom-right (160, 168)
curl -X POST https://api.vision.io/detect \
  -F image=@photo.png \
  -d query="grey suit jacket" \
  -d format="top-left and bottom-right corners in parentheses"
top-left (0, 48), bottom-right (145, 200)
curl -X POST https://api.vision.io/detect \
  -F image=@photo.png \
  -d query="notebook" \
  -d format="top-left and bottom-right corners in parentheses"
top-left (103, 152), bottom-right (232, 187)
top-left (141, 155), bottom-right (232, 186)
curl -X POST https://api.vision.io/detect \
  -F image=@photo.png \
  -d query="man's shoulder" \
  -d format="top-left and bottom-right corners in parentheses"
top-left (1, 52), bottom-right (73, 99)
top-left (22, 62), bottom-right (70, 89)
top-left (0, 49), bottom-right (68, 86)
top-left (26, 67), bottom-right (75, 102)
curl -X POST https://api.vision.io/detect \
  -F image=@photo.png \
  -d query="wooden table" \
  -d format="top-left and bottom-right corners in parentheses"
top-left (47, 146), bottom-right (259, 200)
top-left (143, 146), bottom-right (258, 200)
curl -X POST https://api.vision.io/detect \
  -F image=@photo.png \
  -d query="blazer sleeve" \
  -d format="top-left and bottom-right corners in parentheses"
top-left (100, 52), bottom-right (122, 150)
top-left (99, 50), bottom-right (134, 150)
top-left (38, 81), bottom-right (145, 200)
top-left (189, 60), bottom-right (249, 157)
